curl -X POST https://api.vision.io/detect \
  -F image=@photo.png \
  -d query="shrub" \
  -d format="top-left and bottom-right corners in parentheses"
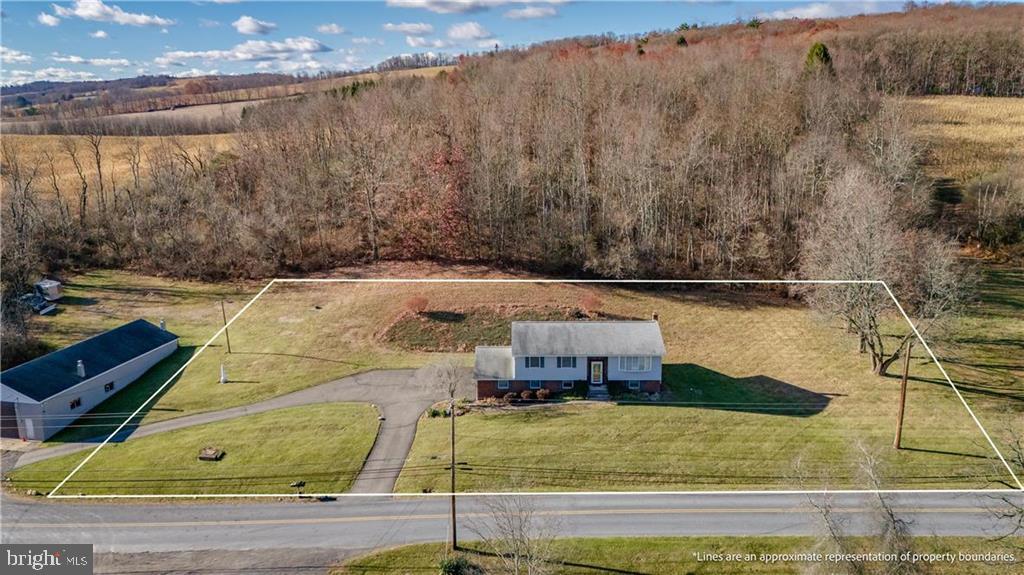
top-left (805, 42), bottom-right (834, 74)
top-left (428, 407), bottom-right (443, 418)
top-left (503, 392), bottom-right (518, 402)
top-left (746, 17), bottom-right (763, 29)
top-left (405, 296), bottom-right (429, 314)
top-left (536, 388), bottom-right (551, 401)
top-left (439, 555), bottom-right (476, 575)
top-left (520, 389), bottom-right (534, 400)
top-left (676, 35), bottom-right (688, 47)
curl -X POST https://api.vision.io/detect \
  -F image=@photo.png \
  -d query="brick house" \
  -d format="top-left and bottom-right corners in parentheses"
top-left (474, 320), bottom-right (666, 400)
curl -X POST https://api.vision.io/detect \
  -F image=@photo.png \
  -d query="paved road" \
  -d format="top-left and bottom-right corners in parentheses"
top-left (3, 492), bottom-right (1020, 550)
top-left (14, 367), bottom-right (476, 494)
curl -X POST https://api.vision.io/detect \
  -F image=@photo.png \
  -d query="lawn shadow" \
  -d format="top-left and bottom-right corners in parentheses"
top-left (458, 545), bottom-right (650, 575)
top-left (58, 295), bottom-right (99, 306)
top-left (661, 363), bottom-right (834, 417)
top-left (44, 346), bottom-right (198, 445)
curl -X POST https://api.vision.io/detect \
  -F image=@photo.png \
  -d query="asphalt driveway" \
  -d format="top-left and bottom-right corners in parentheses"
top-left (12, 367), bottom-right (475, 494)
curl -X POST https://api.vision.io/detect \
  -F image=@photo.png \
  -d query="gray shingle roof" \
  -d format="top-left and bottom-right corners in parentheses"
top-left (474, 346), bottom-right (514, 380)
top-left (511, 320), bottom-right (665, 357)
top-left (0, 319), bottom-right (178, 402)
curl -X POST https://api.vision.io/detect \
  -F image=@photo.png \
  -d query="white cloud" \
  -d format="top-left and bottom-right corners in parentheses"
top-left (761, 2), bottom-right (894, 21)
top-left (504, 6), bottom-right (556, 20)
top-left (176, 68), bottom-right (220, 78)
top-left (210, 0), bottom-right (241, 3)
top-left (351, 36), bottom-right (384, 45)
top-left (1, 47), bottom-right (33, 64)
top-left (316, 23), bottom-right (346, 35)
top-left (90, 30), bottom-right (108, 38)
top-left (156, 36), bottom-right (331, 67)
top-left (387, 0), bottom-right (564, 15)
top-left (199, 18), bottom-right (220, 28)
top-left (2, 67), bottom-right (99, 86)
top-left (37, 12), bottom-right (60, 26)
top-left (233, 15), bottom-right (277, 35)
top-left (52, 0), bottom-right (175, 27)
top-left (383, 22), bottom-right (433, 35)
top-left (447, 21), bottom-right (491, 41)
top-left (478, 38), bottom-right (501, 49)
top-left (406, 36), bottom-right (450, 48)
top-left (51, 52), bottom-right (131, 66)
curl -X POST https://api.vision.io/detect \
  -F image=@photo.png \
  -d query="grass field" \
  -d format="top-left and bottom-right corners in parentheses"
top-left (13, 270), bottom-right (1017, 493)
top-left (1, 134), bottom-right (234, 198)
top-left (333, 537), bottom-right (1021, 575)
top-left (908, 96), bottom-right (1024, 184)
top-left (9, 403), bottom-right (379, 495)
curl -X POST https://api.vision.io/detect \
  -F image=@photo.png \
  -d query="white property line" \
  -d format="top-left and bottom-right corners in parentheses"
top-left (47, 278), bottom-right (1023, 498)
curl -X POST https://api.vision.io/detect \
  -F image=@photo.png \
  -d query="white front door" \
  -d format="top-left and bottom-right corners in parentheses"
top-left (589, 360), bottom-right (604, 384)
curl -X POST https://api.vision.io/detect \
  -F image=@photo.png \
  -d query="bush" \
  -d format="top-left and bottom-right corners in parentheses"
top-left (520, 389), bottom-right (534, 400)
top-left (428, 407), bottom-right (443, 418)
top-left (503, 392), bottom-right (518, 402)
top-left (405, 296), bottom-right (429, 314)
top-left (536, 388), bottom-right (551, 401)
top-left (439, 555), bottom-right (476, 575)
top-left (676, 35), bottom-right (688, 47)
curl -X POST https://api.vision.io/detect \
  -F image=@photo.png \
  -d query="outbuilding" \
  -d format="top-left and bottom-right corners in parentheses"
top-left (0, 319), bottom-right (179, 441)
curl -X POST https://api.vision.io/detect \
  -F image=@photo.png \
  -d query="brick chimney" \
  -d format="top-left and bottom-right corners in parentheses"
top-left (76, 360), bottom-right (86, 378)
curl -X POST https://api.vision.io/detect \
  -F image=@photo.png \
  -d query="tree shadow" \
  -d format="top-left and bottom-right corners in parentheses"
top-left (457, 545), bottom-right (651, 575)
top-left (661, 363), bottom-right (834, 417)
top-left (58, 295), bottom-right (99, 306)
top-left (424, 310), bottom-right (466, 323)
top-left (44, 346), bottom-right (198, 444)
top-left (902, 374), bottom-right (1024, 404)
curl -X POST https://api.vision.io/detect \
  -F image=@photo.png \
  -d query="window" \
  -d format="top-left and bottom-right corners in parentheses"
top-left (562, 381), bottom-right (574, 390)
top-left (529, 380), bottom-right (542, 390)
top-left (628, 380), bottom-right (641, 390)
top-left (497, 380), bottom-right (510, 390)
top-left (556, 356), bottom-right (577, 369)
top-left (69, 397), bottom-right (82, 410)
top-left (525, 356), bottom-right (545, 369)
top-left (104, 382), bottom-right (115, 393)
top-left (619, 356), bottom-right (652, 372)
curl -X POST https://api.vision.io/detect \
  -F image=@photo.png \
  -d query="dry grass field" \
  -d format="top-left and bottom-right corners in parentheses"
top-left (908, 96), bottom-right (1024, 184)
top-left (1, 133), bottom-right (234, 196)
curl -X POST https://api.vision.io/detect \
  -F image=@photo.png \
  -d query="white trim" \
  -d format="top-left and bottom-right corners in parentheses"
top-left (496, 380), bottom-right (509, 390)
top-left (49, 278), bottom-right (1023, 498)
top-left (562, 381), bottom-right (574, 390)
top-left (529, 380), bottom-right (542, 390)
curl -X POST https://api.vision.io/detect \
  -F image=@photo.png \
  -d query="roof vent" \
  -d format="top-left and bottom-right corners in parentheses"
top-left (76, 360), bottom-right (86, 378)
top-left (160, 318), bottom-right (167, 331)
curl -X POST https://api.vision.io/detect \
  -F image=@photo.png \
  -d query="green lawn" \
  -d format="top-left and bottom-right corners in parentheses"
top-left (936, 265), bottom-right (1024, 479)
top-left (334, 537), bottom-right (1021, 575)
top-left (397, 285), bottom-right (1009, 492)
top-left (19, 270), bottom-right (1019, 493)
top-left (8, 404), bottom-right (379, 495)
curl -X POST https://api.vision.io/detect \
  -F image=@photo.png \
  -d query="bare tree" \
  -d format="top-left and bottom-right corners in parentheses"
top-left (469, 494), bottom-right (558, 575)
top-left (801, 166), bottom-right (970, 375)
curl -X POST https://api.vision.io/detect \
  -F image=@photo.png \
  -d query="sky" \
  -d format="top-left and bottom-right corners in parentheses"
top-left (0, 1), bottom-right (995, 86)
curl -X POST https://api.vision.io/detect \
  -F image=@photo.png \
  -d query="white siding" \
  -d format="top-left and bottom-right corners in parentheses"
top-left (513, 355), bottom-right (587, 381)
top-left (26, 339), bottom-right (178, 441)
top-left (607, 355), bottom-right (662, 382)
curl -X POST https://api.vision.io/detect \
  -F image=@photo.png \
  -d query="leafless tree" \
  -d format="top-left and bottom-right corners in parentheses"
top-left (800, 166), bottom-right (971, 375)
top-left (468, 494), bottom-right (559, 575)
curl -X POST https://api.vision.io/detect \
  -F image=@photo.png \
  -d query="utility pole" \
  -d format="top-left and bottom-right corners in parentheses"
top-left (221, 299), bottom-right (232, 353)
top-left (894, 340), bottom-right (913, 449)
top-left (449, 396), bottom-right (458, 550)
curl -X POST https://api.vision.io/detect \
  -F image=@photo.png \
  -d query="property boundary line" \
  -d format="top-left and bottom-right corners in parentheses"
top-left (47, 278), bottom-right (1024, 498)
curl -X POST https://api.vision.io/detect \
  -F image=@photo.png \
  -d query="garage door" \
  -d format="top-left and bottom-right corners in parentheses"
top-left (0, 401), bottom-right (19, 439)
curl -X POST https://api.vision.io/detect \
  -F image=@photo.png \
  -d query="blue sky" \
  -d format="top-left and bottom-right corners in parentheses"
top-left (0, 1), bottom-right (987, 85)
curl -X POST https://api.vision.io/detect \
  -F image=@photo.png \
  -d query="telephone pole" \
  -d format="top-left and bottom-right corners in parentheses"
top-left (894, 340), bottom-right (913, 449)
top-left (449, 396), bottom-right (458, 550)
top-left (221, 299), bottom-right (232, 353)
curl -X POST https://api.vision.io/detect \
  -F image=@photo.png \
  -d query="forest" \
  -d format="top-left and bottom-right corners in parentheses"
top-left (2, 4), bottom-right (1023, 365)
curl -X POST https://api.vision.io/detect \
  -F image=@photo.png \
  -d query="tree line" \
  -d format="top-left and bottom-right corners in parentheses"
top-left (2, 9), bottom-right (1022, 368)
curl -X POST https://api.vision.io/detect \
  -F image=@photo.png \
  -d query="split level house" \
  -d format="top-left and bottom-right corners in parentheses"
top-left (474, 319), bottom-right (666, 400)
top-left (0, 319), bottom-right (179, 441)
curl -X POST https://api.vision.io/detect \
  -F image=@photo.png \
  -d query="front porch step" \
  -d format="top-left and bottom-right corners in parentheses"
top-left (587, 385), bottom-right (610, 401)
